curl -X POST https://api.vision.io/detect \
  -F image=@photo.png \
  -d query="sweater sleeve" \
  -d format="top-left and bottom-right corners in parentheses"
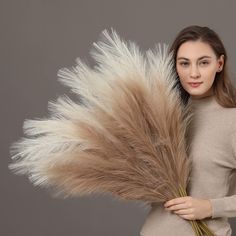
top-left (209, 125), bottom-right (236, 219)
top-left (209, 195), bottom-right (236, 218)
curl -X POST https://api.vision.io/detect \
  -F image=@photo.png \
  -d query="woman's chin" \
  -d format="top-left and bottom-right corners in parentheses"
top-left (186, 86), bottom-right (213, 98)
top-left (188, 91), bottom-right (214, 99)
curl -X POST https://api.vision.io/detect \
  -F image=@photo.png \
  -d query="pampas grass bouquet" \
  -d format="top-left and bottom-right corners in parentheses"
top-left (9, 29), bottom-right (214, 236)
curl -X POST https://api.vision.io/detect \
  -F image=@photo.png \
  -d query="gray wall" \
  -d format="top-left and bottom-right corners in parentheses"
top-left (1, 0), bottom-right (236, 235)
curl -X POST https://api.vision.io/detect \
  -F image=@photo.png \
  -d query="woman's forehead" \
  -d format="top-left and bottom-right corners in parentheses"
top-left (177, 41), bottom-right (216, 59)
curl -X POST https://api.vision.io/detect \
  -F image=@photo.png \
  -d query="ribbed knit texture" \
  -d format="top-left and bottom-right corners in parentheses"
top-left (140, 95), bottom-right (236, 236)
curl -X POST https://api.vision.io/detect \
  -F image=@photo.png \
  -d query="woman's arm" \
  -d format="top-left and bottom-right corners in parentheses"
top-left (209, 195), bottom-right (236, 218)
top-left (209, 127), bottom-right (236, 218)
top-left (165, 126), bottom-right (236, 220)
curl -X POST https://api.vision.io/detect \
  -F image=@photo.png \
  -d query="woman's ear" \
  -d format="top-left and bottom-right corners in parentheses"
top-left (217, 54), bottom-right (224, 72)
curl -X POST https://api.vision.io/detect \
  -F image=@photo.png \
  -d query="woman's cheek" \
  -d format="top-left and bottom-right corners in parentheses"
top-left (178, 75), bottom-right (189, 89)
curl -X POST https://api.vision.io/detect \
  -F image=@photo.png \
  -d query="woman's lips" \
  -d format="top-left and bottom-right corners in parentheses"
top-left (188, 82), bottom-right (203, 88)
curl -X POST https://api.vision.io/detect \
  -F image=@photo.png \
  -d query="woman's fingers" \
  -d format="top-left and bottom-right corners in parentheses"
top-left (164, 197), bottom-right (189, 208)
top-left (178, 214), bottom-right (195, 220)
top-left (165, 203), bottom-right (189, 211)
top-left (173, 208), bottom-right (193, 215)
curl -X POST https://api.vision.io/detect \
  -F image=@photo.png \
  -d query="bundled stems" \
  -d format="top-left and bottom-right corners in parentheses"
top-left (178, 186), bottom-right (214, 236)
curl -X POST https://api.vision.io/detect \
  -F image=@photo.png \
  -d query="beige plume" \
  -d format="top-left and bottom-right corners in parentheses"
top-left (9, 29), bottom-right (213, 235)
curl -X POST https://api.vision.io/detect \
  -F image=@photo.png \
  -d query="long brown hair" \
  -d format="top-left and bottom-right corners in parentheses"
top-left (169, 25), bottom-right (236, 107)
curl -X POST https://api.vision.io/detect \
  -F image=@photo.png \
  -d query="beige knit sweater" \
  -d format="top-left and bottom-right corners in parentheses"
top-left (140, 95), bottom-right (236, 236)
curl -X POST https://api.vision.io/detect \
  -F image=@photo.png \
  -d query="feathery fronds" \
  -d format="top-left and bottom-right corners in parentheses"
top-left (9, 29), bottom-right (213, 235)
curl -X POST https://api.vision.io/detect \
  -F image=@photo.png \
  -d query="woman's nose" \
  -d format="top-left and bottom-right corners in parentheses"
top-left (190, 66), bottom-right (200, 78)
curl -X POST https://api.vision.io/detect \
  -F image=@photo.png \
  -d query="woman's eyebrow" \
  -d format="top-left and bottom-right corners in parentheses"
top-left (177, 56), bottom-right (212, 61)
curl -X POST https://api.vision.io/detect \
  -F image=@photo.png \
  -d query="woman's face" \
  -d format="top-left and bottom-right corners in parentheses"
top-left (176, 40), bottom-right (224, 99)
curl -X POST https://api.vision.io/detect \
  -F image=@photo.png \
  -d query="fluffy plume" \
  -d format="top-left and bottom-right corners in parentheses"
top-left (9, 29), bottom-right (214, 235)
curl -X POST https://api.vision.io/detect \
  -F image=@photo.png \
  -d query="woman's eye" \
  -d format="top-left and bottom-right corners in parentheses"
top-left (200, 61), bottom-right (209, 65)
top-left (179, 62), bottom-right (189, 67)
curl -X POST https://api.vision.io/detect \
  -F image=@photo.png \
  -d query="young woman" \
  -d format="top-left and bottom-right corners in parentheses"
top-left (140, 25), bottom-right (236, 236)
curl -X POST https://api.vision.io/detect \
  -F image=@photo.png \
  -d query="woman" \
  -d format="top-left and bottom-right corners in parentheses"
top-left (140, 25), bottom-right (236, 236)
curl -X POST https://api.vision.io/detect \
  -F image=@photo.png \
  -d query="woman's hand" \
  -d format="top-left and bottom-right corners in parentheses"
top-left (164, 196), bottom-right (212, 220)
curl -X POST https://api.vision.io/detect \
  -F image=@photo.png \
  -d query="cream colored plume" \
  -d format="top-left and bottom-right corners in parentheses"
top-left (9, 28), bottom-right (191, 202)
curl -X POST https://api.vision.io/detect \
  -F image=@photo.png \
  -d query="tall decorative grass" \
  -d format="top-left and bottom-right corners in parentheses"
top-left (9, 29), bottom-right (214, 236)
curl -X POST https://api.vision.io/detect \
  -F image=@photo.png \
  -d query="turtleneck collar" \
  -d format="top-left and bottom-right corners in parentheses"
top-left (187, 95), bottom-right (221, 113)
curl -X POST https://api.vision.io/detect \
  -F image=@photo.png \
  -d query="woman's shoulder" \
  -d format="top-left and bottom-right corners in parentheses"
top-left (220, 105), bottom-right (236, 117)
top-left (208, 104), bottom-right (236, 133)
top-left (222, 107), bottom-right (236, 132)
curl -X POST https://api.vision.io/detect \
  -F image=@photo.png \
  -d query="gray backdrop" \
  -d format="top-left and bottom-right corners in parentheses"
top-left (1, 0), bottom-right (236, 235)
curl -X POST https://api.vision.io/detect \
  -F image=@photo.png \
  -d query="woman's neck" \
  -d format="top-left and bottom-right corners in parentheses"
top-left (189, 89), bottom-right (215, 100)
top-left (187, 94), bottom-right (221, 113)
top-left (190, 94), bottom-right (214, 101)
